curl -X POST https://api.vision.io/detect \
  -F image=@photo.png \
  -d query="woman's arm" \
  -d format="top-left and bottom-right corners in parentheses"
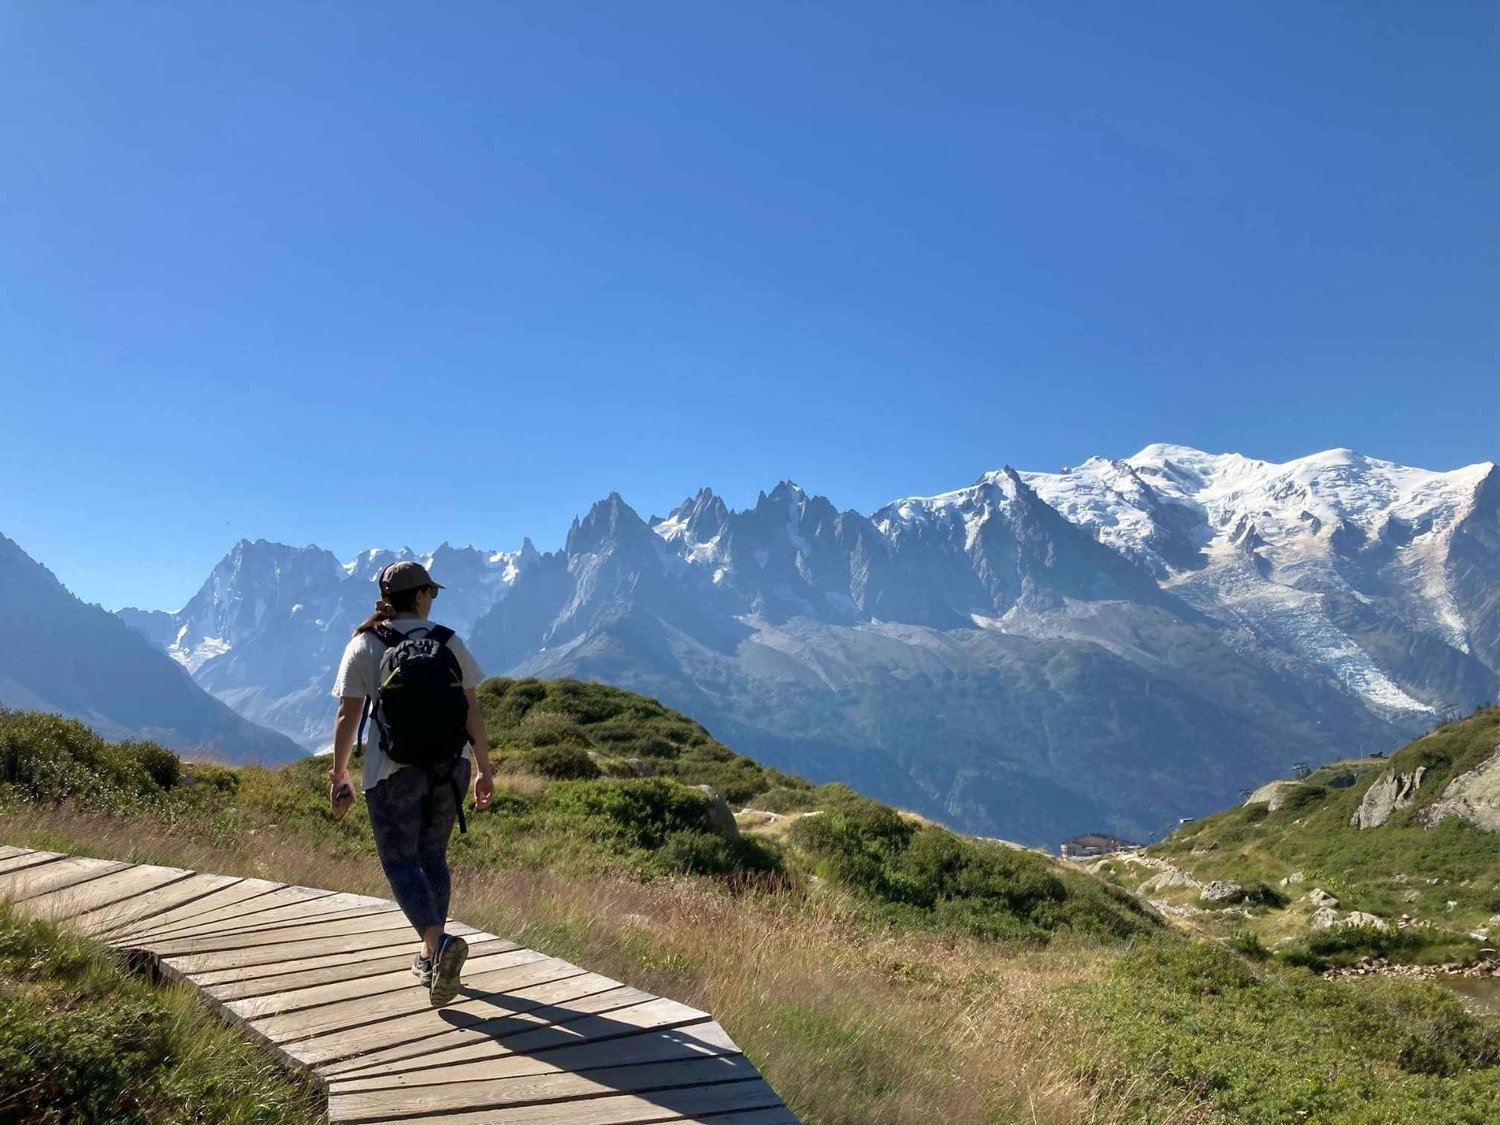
top-left (464, 688), bottom-right (493, 809)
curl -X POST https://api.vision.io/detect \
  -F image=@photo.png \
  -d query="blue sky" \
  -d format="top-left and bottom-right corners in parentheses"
top-left (2, 2), bottom-right (1495, 612)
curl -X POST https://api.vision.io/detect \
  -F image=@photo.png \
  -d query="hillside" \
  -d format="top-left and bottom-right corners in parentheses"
top-left (1092, 708), bottom-right (1500, 967)
top-left (0, 533), bottom-right (304, 765)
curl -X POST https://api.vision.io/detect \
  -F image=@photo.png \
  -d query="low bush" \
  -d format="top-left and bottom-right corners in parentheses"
top-left (1079, 938), bottom-right (1500, 1121)
top-left (791, 805), bottom-right (1157, 943)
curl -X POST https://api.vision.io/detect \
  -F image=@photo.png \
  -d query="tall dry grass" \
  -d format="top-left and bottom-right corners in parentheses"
top-left (0, 805), bottom-right (1209, 1125)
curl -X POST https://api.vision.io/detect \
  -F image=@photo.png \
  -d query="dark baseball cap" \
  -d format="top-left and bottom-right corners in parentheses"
top-left (377, 561), bottom-right (445, 594)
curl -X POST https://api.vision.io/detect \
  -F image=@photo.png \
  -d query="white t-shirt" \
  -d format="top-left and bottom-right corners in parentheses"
top-left (331, 617), bottom-right (485, 792)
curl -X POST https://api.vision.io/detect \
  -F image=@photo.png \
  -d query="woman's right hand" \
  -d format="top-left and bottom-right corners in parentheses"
top-left (329, 772), bottom-right (356, 820)
top-left (474, 769), bottom-right (494, 811)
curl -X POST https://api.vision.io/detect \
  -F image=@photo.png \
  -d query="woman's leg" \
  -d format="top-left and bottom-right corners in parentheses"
top-left (366, 768), bottom-right (445, 938)
top-left (415, 758), bottom-right (470, 927)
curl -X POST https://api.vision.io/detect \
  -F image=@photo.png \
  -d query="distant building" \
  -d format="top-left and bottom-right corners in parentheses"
top-left (1059, 833), bottom-right (1140, 860)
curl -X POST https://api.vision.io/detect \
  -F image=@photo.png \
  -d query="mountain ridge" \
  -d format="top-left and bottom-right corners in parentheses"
top-left (110, 444), bottom-right (1498, 843)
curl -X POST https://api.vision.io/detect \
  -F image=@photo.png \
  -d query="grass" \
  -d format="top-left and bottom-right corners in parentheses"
top-left (1120, 707), bottom-right (1500, 963)
top-left (1076, 938), bottom-right (1500, 1124)
top-left (0, 906), bottom-right (320, 1124)
top-left (4, 697), bottom-right (1500, 1123)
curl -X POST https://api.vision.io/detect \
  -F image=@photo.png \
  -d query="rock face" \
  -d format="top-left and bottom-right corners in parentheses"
top-left (1351, 768), bottom-right (1428, 829)
top-left (1199, 881), bottom-right (1246, 905)
top-left (1246, 780), bottom-right (1313, 811)
top-left (1416, 745), bottom-right (1500, 831)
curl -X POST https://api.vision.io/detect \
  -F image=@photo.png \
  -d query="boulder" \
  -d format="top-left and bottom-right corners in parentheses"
top-left (1416, 747), bottom-right (1500, 831)
top-left (1245, 780), bottom-right (1311, 811)
top-left (693, 785), bottom-right (741, 839)
top-left (1307, 888), bottom-right (1339, 909)
top-left (1350, 767), bottom-right (1427, 830)
top-left (1343, 911), bottom-right (1389, 930)
top-left (1310, 907), bottom-right (1341, 930)
top-left (1199, 881), bottom-right (1246, 905)
top-left (1279, 871), bottom-right (1305, 888)
top-left (622, 758), bottom-right (656, 777)
top-left (1138, 869), bottom-right (1198, 895)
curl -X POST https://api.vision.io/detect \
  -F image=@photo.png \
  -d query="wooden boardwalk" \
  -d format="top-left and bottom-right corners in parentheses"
top-left (0, 845), bottom-right (796, 1124)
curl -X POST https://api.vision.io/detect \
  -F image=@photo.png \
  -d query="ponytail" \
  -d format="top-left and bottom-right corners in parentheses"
top-left (353, 588), bottom-right (422, 635)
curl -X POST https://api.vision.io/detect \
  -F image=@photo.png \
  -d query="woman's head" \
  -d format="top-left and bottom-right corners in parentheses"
top-left (353, 561), bottom-right (443, 634)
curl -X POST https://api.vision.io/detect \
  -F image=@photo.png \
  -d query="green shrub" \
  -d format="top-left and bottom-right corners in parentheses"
top-left (755, 786), bottom-right (822, 813)
top-left (651, 830), bottom-right (782, 877)
top-left (547, 777), bottom-right (723, 851)
top-left (791, 808), bottom-right (1156, 942)
top-left (498, 744), bottom-right (601, 781)
top-left (127, 742), bottom-right (180, 790)
top-left (1277, 784), bottom-right (1327, 813)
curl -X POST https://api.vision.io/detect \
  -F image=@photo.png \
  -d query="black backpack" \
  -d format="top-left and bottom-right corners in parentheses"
top-left (357, 623), bottom-right (472, 830)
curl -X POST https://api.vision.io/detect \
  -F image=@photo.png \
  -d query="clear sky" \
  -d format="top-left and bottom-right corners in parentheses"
top-left (2, 2), bottom-right (1495, 612)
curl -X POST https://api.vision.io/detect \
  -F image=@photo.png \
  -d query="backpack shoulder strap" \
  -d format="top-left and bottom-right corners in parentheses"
top-left (426, 625), bottom-right (455, 646)
top-left (370, 622), bottom-right (405, 647)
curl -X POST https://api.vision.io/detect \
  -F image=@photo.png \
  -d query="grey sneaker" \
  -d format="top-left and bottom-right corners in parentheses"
top-left (411, 952), bottom-right (433, 987)
top-left (429, 933), bottom-right (468, 1007)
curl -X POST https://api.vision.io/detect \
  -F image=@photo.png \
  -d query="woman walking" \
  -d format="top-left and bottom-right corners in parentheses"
top-left (328, 560), bottom-right (495, 1006)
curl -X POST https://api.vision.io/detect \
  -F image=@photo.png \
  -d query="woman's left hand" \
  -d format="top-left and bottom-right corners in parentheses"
top-left (474, 769), bottom-right (494, 811)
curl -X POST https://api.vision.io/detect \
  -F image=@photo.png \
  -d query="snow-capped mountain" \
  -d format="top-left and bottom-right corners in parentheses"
top-left (1020, 446), bottom-right (1498, 718)
top-left (120, 539), bottom-right (533, 749)
top-left (117, 446), bottom-right (1498, 844)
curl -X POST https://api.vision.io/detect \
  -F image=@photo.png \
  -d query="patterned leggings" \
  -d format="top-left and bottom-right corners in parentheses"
top-left (365, 758), bottom-right (470, 934)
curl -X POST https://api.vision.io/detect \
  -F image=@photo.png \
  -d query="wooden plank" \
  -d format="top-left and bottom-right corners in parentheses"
top-left (201, 937), bottom-right (520, 1001)
top-left (0, 855), bottom-right (127, 902)
top-left (0, 849), bottom-right (66, 874)
top-left (71, 872), bottom-right (240, 939)
top-left (253, 952), bottom-right (592, 1045)
top-left (329, 1022), bottom-right (741, 1094)
top-left (130, 888), bottom-right (362, 943)
top-left (21, 866), bottom-right (197, 922)
top-left (343, 1078), bottom-right (786, 1125)
top-left (145, 913), bottom-right (419, 958)
top-left (136, 889), bottom-right (395, 942)
top-left (303, 972), bottom-right (639, 1072)
top-left (108, 877), bottom-right (286, 940)
top-left (222, 947), bottom-right (553, 1021)
top-left (320, 988), bottom-right (698, 1078)
top-left (118, 881), bottom-right (320, 938)
top-left (159, 926), bottom-right (435, 977)
top-left (147, 903), bottom-right (407, 947)
top-left (329, 1054), bottom-right (762, 1120)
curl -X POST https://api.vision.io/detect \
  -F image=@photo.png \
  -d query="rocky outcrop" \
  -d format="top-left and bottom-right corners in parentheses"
top-left (1245, 780), bottom-right (1312, 811)
top-left (1199, 881), bottom-right (1246, 905)
top-left (1311, 908), bottom-right (1388, 931)
top-left (1138, 868), bottom-right (1198, 895)
top-left (1416, 746), bottom-right (1500, 831)
top-left (1350, 767), bottom-right (1427, 829)
top-left (1307, 888), bottom-right (1339, 909)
